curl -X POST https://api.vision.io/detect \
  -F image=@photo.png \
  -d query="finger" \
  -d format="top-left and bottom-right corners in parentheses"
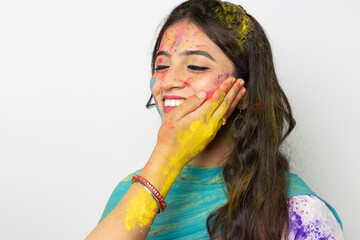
top-left (212, 78), bottom-right (245, 122)
top-left (223, 84), bottom-right (246, 120)
top-left (169, 91), bottom-right (207, 121)
top-left (201, 76), bottom-right (237, 118)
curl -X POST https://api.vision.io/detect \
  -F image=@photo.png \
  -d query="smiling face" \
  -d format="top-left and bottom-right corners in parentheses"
top-left (151, 20), bottom-right (235, 117)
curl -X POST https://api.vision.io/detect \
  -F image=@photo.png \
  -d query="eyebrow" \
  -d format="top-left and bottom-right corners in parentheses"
top-left (156, 50), bottom-right (216, 62)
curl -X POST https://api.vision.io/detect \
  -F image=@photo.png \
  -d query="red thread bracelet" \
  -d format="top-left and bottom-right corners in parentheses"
top-left (131, 175), bottom-right (167, 213)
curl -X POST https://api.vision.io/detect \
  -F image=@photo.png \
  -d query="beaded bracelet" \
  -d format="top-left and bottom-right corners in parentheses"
top-left (131, 175), bottom-right (167, 213)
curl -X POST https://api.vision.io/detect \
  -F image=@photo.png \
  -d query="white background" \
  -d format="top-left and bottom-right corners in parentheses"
top-left (0, 0), bottom-right (359, 239)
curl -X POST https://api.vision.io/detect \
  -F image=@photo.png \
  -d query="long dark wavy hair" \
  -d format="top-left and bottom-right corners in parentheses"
top-left (146, 0), bottom-right (296, 239)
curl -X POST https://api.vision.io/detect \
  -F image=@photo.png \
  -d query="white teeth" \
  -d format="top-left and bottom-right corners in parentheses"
top-left (164, 99), bottom-right (185, 107)
top-left (170, 99), bottom-right (175, 107)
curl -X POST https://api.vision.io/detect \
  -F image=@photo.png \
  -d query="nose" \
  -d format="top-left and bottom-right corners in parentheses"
top-left (160, 66), bottom-right (187, 90)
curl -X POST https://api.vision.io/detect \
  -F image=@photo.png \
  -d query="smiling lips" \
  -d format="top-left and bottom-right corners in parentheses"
top-left (163, 96), bottom-right (186, 113)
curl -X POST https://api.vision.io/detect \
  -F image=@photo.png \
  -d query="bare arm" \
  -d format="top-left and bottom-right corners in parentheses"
top-left (86, 145), bottom-right (181, 240)
top-left (85, 77), bottom-right (245, 240)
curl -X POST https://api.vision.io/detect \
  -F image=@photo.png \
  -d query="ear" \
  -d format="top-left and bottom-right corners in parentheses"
top-left (237, 91), bottom-right (248, 111)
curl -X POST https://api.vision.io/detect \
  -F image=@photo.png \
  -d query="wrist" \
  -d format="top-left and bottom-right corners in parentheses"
top-left (153, 143), bottom-right (186, 169)
top-left (140, 144), bottom-right (183, 197)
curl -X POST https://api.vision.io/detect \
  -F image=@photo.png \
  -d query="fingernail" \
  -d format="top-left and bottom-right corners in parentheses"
top-left (241, 87), bottom-right (246, 94)
top-left (196, 91), bottom-right (206, 99)
top-left (231, 77), bottom-right (236, 83)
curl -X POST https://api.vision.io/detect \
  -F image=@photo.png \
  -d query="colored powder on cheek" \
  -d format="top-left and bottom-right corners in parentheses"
top-left (205, 75), bottom-right (229, 100)
top-left (150, 77), bottom-right (156, 90)
top-left (156, 105), bottom-right (162, 118)
top-left (184, 81), bottom-right (191, 86)
top-left (206, 89), bottom-right (216, 100)
top-left (154, 98), bottom-right (162, 118)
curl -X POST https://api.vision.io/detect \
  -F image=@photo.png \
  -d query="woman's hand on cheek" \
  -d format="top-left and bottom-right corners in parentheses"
top-left (156, 76), bottom-right (246, 168)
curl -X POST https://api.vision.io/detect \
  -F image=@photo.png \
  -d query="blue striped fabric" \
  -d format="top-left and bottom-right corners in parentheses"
top-left (99, 165), bottom-right (342, 239)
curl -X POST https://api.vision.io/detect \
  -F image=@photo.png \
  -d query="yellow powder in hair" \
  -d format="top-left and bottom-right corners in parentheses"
top-left (211, 3), bottom-right (253, 48)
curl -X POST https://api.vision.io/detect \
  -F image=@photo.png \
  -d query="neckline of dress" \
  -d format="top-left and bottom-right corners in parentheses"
top-left (175, 164), bottom-right (225, 185)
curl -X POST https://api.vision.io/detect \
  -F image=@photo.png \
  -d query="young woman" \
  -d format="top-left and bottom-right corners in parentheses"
top-left (86, 0), bottom-right (344, 239)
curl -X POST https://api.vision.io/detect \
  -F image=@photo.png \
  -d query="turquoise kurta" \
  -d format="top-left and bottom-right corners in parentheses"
top-left (99, 165), bottom-right (342, 239)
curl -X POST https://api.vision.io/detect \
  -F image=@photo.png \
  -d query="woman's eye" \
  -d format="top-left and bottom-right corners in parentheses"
top-left (188, 65), bottom-right (209, 71)
top-left (154, 65), bottom-right (169, 71)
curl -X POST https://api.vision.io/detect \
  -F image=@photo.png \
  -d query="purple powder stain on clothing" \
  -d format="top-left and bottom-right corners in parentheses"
top-left (289, 206), bottom-right (335, 239)
top-left (289, 209), bottom-right (306, 239)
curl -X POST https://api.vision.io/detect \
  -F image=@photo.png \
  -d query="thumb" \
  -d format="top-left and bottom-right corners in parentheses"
top-left (195, 91), bottom-right (206, 99)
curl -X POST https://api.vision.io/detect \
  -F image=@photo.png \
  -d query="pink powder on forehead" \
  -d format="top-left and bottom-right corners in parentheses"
top-left (172, 23), bottom-right (184, 53)
top-left (157, 32), bottom-right (168, 53)
top-left (158, 23), bottom-right (186, 54)
top-left (158, 41), bottom-right (165, 53)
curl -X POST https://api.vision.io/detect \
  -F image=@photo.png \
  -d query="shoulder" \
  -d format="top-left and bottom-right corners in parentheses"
top-left (287, 195), bottom-right (345, 240)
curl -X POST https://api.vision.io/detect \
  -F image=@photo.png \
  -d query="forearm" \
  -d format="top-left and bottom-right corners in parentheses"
top-left (86, 145), bottom-right (182, 240)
